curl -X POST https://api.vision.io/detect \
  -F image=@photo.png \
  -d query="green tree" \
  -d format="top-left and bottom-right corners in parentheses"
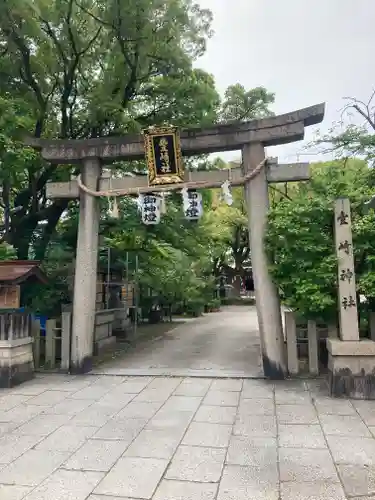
top-left (200, 84), bottom-right (276, 291)
top-left (0, 0), bottom-right (219, 259)
top-left (315, 93), bottom-right (375, 164)
top-left (0, 243), bottom-right (16, 260)
top-left (265, 159), bottom-right (375, 321)
top-left (202, 187), bottom-right (250, 292)
top-left (0, 0), bottom-right (280, 316)
top-left (220, 84), bottom-right (275, 122)
top-left (31, 191), bottom-right (219, 317)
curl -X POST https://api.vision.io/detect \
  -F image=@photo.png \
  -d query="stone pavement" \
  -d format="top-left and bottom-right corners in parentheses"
top-left (94, 307), bottom-right (262, 378)
top-left (0, 375), bottom-right (375, 499)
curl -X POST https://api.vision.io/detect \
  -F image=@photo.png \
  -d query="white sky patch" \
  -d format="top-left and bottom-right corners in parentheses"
top-left (195, 0), bottom-right (375, 163)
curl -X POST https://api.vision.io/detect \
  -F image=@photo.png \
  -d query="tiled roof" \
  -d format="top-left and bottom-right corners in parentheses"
top-left (0, 261), bottom-right (48, 284)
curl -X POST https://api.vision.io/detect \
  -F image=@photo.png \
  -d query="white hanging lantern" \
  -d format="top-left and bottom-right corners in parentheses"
top-left (221, 180), bottom-right (233, 206)
top-left (139, 194), bottom-right (162, 225)
top-left (182, 189), bottom-right (203, 220)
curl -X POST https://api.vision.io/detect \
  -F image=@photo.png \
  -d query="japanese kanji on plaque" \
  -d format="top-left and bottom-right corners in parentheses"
top-left (143, 126), bottom-right (184, 186)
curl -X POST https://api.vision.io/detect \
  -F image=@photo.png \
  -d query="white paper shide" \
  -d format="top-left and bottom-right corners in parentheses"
top-left (221, 180), bottom-right (233, 206)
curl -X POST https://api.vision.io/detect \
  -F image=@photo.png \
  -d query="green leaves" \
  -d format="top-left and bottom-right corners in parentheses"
top-left (265, 195), bottom-right (337, 319)
top-left (0, 243), bottom-right (16, 260)
top-left (0, 0), bottom-right (222, 258)
top-left (92, 194), bottom-right (216, 308)
top-left (220, 84), bottom-right (275, 122)
top-left (0, 0), bottom-right (280, 314)
top-left (265, 158), bottom-right (375, 320)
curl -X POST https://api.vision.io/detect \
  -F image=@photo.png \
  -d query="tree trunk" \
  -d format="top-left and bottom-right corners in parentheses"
top-left (232, 274), bottom-right (242, 296)
top-left (16, 243), bottom-right (30, 260)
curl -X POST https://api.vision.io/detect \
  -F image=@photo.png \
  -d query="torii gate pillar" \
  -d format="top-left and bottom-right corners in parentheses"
top-left (243, 143), bottom-right (286, 378)
top-left (71, 158), bottom-right (101, 373)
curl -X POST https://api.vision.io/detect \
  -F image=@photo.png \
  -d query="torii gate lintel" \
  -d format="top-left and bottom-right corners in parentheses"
top-left (25, 103), bottom-right (325, 163)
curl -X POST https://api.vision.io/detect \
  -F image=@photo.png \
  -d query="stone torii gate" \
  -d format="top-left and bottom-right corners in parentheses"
top-left (27, 103), bottom-right (325, 379)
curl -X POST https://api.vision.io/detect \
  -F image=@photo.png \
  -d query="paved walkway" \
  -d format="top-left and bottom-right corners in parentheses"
top-left (95, 307), bottom-right (262, 378)
top-left (0, 374), bottom-right (375, 499)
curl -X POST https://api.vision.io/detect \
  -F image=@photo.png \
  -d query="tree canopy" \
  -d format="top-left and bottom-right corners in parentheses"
top-left (265, 159), bottom-right (375, 321)
top-left (0, 0), bottom-right (278, 315)
top-left (264, 92), bottom-right (375, 322)
top-left (0, 0), bottom-right (276, 259)
top-left (0, 0), bottom-right (220, 258)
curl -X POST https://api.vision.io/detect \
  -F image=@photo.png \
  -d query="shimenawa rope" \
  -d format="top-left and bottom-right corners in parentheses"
top-left (76, 158), bottom-right (267, 198)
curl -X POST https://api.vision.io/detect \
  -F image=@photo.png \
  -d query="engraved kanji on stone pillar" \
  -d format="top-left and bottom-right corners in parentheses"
top-left (334, 198), bottom-right (359, 341)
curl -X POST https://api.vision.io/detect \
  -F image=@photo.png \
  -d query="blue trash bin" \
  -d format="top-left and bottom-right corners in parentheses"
top-left (32, 314), bottom-right (47, 336)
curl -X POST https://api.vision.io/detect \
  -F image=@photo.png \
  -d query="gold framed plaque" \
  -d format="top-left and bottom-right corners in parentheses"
top-left (143, 126), bottom-right (184, 186)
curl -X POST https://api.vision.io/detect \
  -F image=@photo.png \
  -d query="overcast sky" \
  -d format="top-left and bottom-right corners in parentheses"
top-left (195, 0), bottom-right (375, 163)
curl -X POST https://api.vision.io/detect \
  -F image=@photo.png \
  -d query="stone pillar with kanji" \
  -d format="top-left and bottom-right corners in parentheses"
top-left (335, 198), bottom-right (359, 341)
top-left (327, 198), bottom-right (375, 399)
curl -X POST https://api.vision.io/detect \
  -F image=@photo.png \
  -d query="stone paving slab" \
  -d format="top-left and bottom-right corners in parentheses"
top-left (278, 447), bottom-right (339, 483)
top-left (280, 481), bottom-right (346, 500)
top-left (63, 439), bottom-right (129, 472)
top-left (93, 456), bottom-right (168, 498)
top-left (278, 423), bottom-right (327, 449)
top-left (203, 390), bottom-right (240, 406)
top-left (181, 421), bottom-right (232, 448)
top-left (320, 413), bottom-right (372, 437)
top-left (34, 425), bottom-right (98, 453)
top-left (0, 449), bottom-right (70, 487)
top-left (1, 374), bottom-right (375, 498)
top-left (233, 414), bottom-right (277, 437)
top-left (194, 404), bottom-right (237, 424)
top-left (23, 469), bottom-right (105, 500)
top-left (165, 445), bottom-right (226, 482)
top-left (337, 463), bottom-right (375, 497)
top-left (124, 428), bottom-right (182, 460)
top-left (226, 435), bottom-right (277, 467)
top-left (0, 484), bottom-right (32, 500)
top-left (217, 464), bottom-right (279, 500)
top-left (153, 479), bottom-right (218, 500)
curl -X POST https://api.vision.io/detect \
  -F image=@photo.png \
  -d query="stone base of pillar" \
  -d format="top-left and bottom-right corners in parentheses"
top-left (70, 356), bottom-right (93, 375)
top-left (0, 338), bottom-right (34, 389)
top-left (327, 338), bottom-right (375, 399)
top-left (262, 355), bottom-right (286, 380)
